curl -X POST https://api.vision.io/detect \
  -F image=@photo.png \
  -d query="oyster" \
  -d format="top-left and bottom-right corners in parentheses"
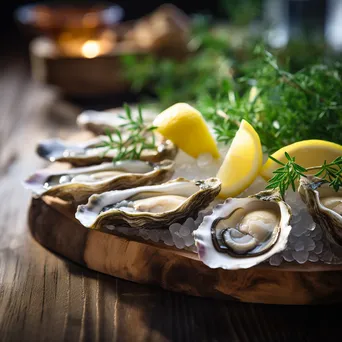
top-left (23, 160), bottom-right (174, 204)
top-left (75, 177), bottom-right (221, 230)
top-left (36, 133), bottom-right (177, 166)
top-left (193, 190), bottom-right (292, 270)
top-left (77, 108), bottom-right (158, 135)
top-left (299, 176), bottom-right (342, 246)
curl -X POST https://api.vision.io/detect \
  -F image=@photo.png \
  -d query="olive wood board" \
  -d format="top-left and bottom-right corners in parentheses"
top-left (28, 194), bottom-right (342, 305)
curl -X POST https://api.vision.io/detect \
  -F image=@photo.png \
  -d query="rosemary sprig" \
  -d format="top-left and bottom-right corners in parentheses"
top-left (96, 104), bottom-right (157, 162)
top-left (266, 154), bottom-right (342, 197)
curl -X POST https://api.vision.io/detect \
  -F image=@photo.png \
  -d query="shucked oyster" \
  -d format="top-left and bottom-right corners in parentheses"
top-left (299, 176), bottom-right (342, 246)
top-left (193, 190), bottom-right (292, 270)
top-left (24, 160), bottom-right (174, 204)
top-left (36, 134), bottom-right (177, 166)
top-left (75, 177), bottom-right (221, 230)
top-left (77, 108), bottom-right (158, 135)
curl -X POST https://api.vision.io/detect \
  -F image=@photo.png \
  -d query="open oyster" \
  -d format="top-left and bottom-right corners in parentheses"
top-left (299, 176), bottom-right (342, 246)
top-left (193, 190), bottom-right (292, 270)
top-left (77, 108), bottom-right (158, 135)
top-left (36, 134), bottom-right (177, 166)
top-left (23, 160), bottom-right (174, 204)
top-left (75, 177), bottom-right (221, 230)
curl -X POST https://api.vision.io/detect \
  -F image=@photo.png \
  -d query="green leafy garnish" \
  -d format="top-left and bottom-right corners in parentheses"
top-left (266, 154), bottom-right (342, 197)
top-left (96, 104), bottom-right (157, 162)
top-left (121, 17), bottom-right (342, 153)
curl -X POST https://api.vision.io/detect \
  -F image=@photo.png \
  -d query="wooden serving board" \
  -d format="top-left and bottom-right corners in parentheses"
top-left (29, 195), bottom-right (342, 305)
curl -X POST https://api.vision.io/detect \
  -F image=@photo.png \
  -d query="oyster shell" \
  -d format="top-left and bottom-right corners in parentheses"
top-left (77, 108), bottom-right (158, 135)
top-left (23, 160), bottom-right (174, 204)
top-left (75, 177), bottom-right (221, 230)
top-left (193, 190), bottom-right (292, 270)
top-left (36, 133), bottom-right (177, 166)
top-left (299, 176), bottom-right (342, 246)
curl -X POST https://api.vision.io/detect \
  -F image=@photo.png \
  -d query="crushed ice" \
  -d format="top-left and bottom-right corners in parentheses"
top-left (102, 144), bottom-right (342, 266)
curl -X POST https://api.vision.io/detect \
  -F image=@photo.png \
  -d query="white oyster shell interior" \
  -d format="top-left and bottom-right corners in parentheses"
top-left (24, 160), bottom-right (154, 197)
top-left (193, 196), bottom-right (292, 270)
top-left (76, 180), bottom-right (203, 228)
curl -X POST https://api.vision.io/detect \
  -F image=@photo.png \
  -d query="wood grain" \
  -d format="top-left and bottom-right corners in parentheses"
top-left (29, 196), bottom-right (342, 305)
top-left (1, 37), bottom-right (342, 342)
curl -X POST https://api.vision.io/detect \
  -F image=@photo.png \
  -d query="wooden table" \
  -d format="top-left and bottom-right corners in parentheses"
top-left (0, 35), bottom-right (341, 342)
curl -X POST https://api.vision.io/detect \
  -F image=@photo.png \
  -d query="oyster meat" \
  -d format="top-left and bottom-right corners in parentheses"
top-left (77, 108), bottom-right (158, 135)
top-left (75, 177), bottom-right (221, 230)
top-left (299, 176), bottom-right (342, 246)
top-left (24, 160), bottom-right (174, 204)
top-left (193, 190), bottom-right (292, 270)
top-left (36, 133), bottom-right (177, 166)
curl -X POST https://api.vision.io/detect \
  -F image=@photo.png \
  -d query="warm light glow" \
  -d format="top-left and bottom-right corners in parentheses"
top-left (81, 40), bottom-right (101, 58)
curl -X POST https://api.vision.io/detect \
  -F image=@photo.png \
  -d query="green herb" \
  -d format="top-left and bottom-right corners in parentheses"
top-left (265, 153), bottom-right (342, 197)
top-left (265, 153), bottom-right (308, 197)
top-left (313, 157), bottom-right (342, 192)
top-left (197, 47), bottom-right (342, 153)
top-left (96, 104), bottom-right (157, 161)
top-left (121, 16), bottom-right (342, 153)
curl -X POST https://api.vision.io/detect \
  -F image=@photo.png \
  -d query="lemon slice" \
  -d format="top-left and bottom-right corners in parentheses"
top-left (153, 103), bottom-right (220, 159)
top-left (261, 140), bottom-right (342, 180)
top-left (216, 120), bottom-right (263, 198)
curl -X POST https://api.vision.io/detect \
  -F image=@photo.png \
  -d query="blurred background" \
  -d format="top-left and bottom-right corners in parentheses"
top-left (0, 0), bottom-right (341, 110)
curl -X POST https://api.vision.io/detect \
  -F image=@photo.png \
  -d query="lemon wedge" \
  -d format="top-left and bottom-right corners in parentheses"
top-left (216, 120), bottom-right (263, 198)
top-left (153, 103), bottom-right (220, 159)
top-left (261, 140), bottom-right (342, 180)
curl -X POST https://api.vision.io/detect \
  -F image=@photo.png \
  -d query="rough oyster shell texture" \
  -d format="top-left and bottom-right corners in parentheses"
top-left (36, 133), bottom-right (177, 166)
top-left (76, 108), bottom-right (158, 135)
top-left (299, 175), bottom-right (342, 246)
top-left (75, 177), bottom-right (221, 231)
top-left (23, 160), bottom-right (174, 204)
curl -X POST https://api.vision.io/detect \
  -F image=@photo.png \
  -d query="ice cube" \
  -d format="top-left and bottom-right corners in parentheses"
top-left (292, 250), bottom-right (309, 264)
top-left (308, 253), bottom-right (319, 262)
top-left (282, 249), bottom-right (294, 262)
top-left (169, 223), bottom-right (181, 234)
top-left (294, 240), bottom-right (305, 252)
top-left (313, 240), bottom-right (323, 254)
top-left (269, 253), bottom-right (282, 266)
top-left (148, 230), bottom-right (160, 243)
top-left (292, 223), bottom-right (307, 237)
top-left (179, 226), bottom-right (191, 237)
top-left (197, 153), bottom-right (214, 168)
top-left (184, 217), bottom-right (196, 231)
top-left (173, 235), bottom-right (185, 249)
top-left (184, 234), bottom-right (195, 247)
top-left (305, 237), bottom-right (316, 251)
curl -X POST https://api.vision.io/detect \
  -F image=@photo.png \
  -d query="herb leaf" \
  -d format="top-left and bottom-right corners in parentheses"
top-left (266, 153), bottom-right (342, 197)
top-left (96, 104), bottom-right (157, 162)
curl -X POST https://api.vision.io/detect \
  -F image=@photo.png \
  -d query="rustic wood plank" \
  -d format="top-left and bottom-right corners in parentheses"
top-left (0, 42), bottom-right (342, 342)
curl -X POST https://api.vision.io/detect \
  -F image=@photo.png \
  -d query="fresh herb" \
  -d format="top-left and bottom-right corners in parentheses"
top-left (96, 104), bottom-right (157, 161)
top-left (265, 153), bottom-right (308, 197)
top-left (121, 17), bottom-right (342, 153)
top-left (197, 47), bottom-right (342, 153)
top-left (266, 153), bottom-right (342, 197)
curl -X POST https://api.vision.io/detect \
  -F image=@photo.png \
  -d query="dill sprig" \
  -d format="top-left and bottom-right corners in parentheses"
top-left (96, 104), bottom-right (157, 162)
top-left (266, 153), bottom-right (342, 197)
